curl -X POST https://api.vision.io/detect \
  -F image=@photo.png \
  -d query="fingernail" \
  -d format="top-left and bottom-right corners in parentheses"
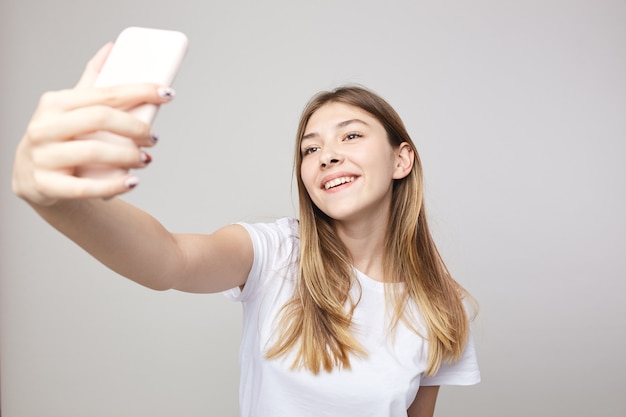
top-left (141, 152), bottom-right (152, 164)
top-left (125, 177), bottom-right (140, 189)
top-left (150, 131), bottom-right (159, 144)
top-left (157, 87), bottom-right (176, 100)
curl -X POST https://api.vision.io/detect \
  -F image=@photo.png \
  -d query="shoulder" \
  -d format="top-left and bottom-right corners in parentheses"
top-left (237, 217), bottom-right (299, 253)
top-left (239, 217), bottom-right (299, 238)
top-left (225, 217), bottom-right (299, 302)
top-left (238, 216), bottom-right (300, 271)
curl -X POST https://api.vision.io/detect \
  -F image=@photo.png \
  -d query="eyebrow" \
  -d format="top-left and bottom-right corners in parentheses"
top-left (302, 118), bottom-right (370, 141)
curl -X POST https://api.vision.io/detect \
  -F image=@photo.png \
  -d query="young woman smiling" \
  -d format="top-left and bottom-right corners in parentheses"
top-left (12, 44), bottom-right (480, 417)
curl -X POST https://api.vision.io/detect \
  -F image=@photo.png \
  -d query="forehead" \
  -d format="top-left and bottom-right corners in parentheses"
top-left (304, 102), bottom-right (381, 133)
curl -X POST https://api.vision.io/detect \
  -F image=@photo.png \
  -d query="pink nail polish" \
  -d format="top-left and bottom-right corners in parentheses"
top-left (157, 87), bottom-right (176, 100)
top-left (125, 177), bottom-right (140, 189)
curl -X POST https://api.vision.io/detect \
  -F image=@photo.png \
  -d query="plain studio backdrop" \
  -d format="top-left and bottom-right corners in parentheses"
top-left (1, 1), bottom-right (625, 416)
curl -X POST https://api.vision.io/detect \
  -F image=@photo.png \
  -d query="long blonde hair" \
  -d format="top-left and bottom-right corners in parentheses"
top-left (266, 85), bottom-right (475, 376)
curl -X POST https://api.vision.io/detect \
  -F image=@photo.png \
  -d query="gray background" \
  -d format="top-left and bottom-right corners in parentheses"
top-left (1, 0), bottom-right (625, 416)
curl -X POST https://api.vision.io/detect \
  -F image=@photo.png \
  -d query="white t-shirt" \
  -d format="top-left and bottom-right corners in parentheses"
top-left (225, 217), bottom-right (480, 417)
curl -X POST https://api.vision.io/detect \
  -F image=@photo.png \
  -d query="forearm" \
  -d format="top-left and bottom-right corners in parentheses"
top-left (32, 197), bottom-right (182, 290)
top-left (408, 386), bottom-right (439, 417)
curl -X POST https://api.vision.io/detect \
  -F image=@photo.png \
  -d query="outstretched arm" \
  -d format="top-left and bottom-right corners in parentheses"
top-left (30, 197), bottom-right (252, 293)
top-left (12, 46), bottom-right (252, 293)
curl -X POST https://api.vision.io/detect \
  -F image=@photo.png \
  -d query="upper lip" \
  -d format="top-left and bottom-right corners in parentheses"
top-left (320, 172), bottom-right (359, 190)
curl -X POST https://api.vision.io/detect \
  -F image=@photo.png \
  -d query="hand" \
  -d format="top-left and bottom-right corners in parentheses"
top-left (12, 43), bottom-right (175, 206)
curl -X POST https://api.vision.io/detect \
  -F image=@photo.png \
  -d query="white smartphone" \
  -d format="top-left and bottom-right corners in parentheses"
top-left (77, 27), bottom-right (188, 178)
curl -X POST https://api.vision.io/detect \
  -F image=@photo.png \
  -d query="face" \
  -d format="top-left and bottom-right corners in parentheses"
top-left (300, 102), bottom-right (412, 226)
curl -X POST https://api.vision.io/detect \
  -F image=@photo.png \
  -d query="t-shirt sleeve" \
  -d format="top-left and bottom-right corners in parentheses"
top-left (420, 331), bottom-right (481, 386)
top-left (223, 217), bottom-right (298, 303)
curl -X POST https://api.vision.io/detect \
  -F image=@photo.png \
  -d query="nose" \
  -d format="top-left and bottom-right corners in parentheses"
top-left (319, 147), bottom-right (343, 168)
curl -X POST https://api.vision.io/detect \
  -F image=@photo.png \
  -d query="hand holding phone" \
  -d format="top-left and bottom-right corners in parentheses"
top-left (77, 27), bottom-right (188, 179)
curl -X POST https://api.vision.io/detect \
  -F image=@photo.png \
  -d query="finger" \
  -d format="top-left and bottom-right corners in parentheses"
top-left (34, 169), bottom-right (140, 200)
top-left (32, 140), bottom-right (152, 170)
top-left (75, 43), bottom-right (114, 89)
top-left (28, 105), bottom-right (156, 147)
top-left (36, 83), bottom-right (174, 116)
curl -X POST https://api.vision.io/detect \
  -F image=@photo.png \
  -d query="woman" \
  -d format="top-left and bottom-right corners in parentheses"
top-left (12, 44), bottom-right (480, 417)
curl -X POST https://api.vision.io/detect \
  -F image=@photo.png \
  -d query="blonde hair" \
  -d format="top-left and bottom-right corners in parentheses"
top-left (266, 85), bottom-right (475, 375)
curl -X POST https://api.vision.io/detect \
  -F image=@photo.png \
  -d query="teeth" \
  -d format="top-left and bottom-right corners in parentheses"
top-left (324, 177), bottom-right (354, 190)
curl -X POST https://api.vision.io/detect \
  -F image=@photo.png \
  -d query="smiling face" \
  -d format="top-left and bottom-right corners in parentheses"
top-left (299, 102), bottom-right (412, 227)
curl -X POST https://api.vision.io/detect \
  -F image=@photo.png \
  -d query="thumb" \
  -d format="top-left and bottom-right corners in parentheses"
top-left (75, 42), bottom-right (114, 89)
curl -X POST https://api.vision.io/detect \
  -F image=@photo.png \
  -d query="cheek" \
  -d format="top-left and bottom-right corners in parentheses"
top-left (299, 162), bottom-right (317, 193)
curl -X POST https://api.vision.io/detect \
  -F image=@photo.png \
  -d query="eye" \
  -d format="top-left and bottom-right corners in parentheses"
top-left (344, 132), bottom-right (362, 141)
top-left (302, 146), bottom-right (320, 156)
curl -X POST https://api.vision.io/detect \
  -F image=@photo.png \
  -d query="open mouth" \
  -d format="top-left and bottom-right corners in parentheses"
top-left (324, 176), bottom-right (355, 190)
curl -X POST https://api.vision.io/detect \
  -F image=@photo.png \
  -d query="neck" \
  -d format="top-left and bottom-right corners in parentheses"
top-left (334, 215), bottom-right (389, 282)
